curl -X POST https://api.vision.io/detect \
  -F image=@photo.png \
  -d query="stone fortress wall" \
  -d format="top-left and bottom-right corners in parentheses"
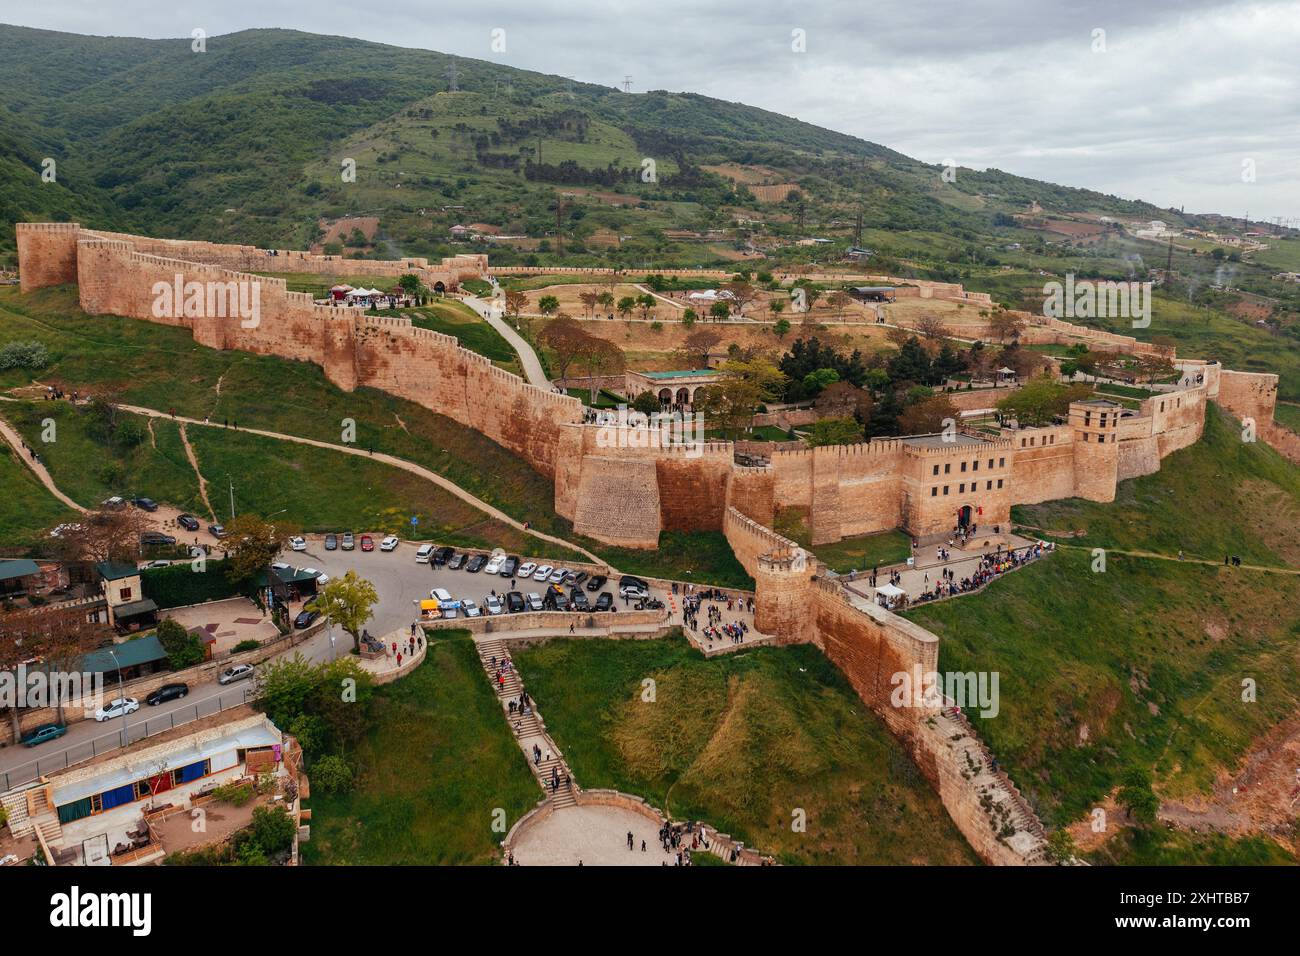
top-left (15, 223), bottom-right (1289, 865)
top-left (16, 223), bottom-right (1285, 536)
top-left (16, 224), bottom-right (582, 478)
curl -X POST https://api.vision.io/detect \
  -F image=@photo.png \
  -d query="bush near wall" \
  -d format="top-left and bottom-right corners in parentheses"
top-left (142, 559), bottom-right (243, 609)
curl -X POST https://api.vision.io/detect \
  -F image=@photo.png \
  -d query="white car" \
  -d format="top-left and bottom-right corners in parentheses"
top-left (461, 599), bottom-right (482, 618)
top-left (415, 544), bottom-right (434, 564)
top-left (288, 536), bottom-right (307, 552)
top-left (547, 567), bottom-right (569, 584)
top-left (517, 561), bottom-right (538, 578)
top-left (532, 564), bottom-right (553, 582)
top-left (380, 535), bottom-right (399, 552)
top-left (526, 592), bottom-right (544, 611)
top-left (485, 554), bottom-right (506, 575)
top-left (301, 567), bottom-right (329, 585)
top-left (271, 561), bottom-right (292, 572)
top-left (430, 587), bottom-right (454, 603)
top-left (483, 594), bottom-right (504, 615)
top-left (94, 697), bottom-right (140, 722)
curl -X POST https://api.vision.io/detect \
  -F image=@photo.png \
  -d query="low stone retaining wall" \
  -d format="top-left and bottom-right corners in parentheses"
top-left (421, 608), bottom-right (668, 637)
top-left (3, 619), bottom-right (324, 743)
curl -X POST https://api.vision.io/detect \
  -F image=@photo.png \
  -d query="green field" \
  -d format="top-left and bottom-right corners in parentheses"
top-left (514, 632), bottom-right (977, 864)
top-left (302, 631), bottom-right (538, 865)
top-left (813, 529), bottom-right (912, 574)
top-left (1275, 402), bottom-right (1300, 433)
top-left (406, 301), bottom-right (522, 375)
top-left (4, 400), bottom-right (204, 515)
top-left (0, 439), bottom-right (78, 549)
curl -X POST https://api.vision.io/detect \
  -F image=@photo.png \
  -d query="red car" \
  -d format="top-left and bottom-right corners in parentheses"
top-left (360, 534), bottom-right (375, 552)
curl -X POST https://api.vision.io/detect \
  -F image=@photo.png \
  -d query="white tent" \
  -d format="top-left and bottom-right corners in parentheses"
top-left (876, 583), bottom-right (906, 598)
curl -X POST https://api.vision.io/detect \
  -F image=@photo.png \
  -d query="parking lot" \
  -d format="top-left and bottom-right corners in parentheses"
top-left (276, 536), bottom-right (669, 637)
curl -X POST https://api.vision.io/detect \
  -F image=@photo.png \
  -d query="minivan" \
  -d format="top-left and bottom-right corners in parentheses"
top-left (415, 544), bottom-right (434, 564)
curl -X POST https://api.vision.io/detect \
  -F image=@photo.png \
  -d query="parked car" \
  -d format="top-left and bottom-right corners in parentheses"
top-left (132, 497), bottom-right (159, 512)
top-left (586, 574), bottom-right (608, 592)
top-left (569, 590), bottom-right (590, 611)
top-left (341, 532), bottom-right (355, 551)
top-left (466, 554), bottom-right (487, 573)
top-left (526, 592), bottom-right (544, 612)
top-left (143, 559), bottom-right (171, 569)
top-left (218, 663), bottom-right (255, 685)
top-left (532, 564), bottom-right (553, 582)
top-left (101, 496), bottom-right (126, 511)
top-left (430, 588), bottom-right (460, 619)
top-left (380, 535), bottom-right (400, 552)
top-left (571, 570), bottom-right (589, 587)
top-left (177, 514), bottom-right (201, 532)
top-left (461, 599), bottom-right (482, 618)
top-left (94, 697), bottom-right (140, 722)
top-left (301, 567), bottom-right (328, 585)
top-left (547, 567), bottom-right (568, 585)
top-left (484, 554), bottom-right (506, 575)
top-left (619, 575), bottom-right (650, 599)
top-left (140, 531), bottom-right (176, 547)
top-left (517, 561), bottom-right (538, 579)
top-left (324, 533), bottom-right (339, 551)
top-left (433, 546), bottom-right (454, 567)
top-left (483, 594), bottom-right (504, 615)
top-left (448, 552), bottom-right (467, 570)
top-left (146, 683), bottom-right (189, 706)
top-left (595, 592), bottom-right (615, 612)
top-left (505, 591), bottom-right (525, 613)
top-left (360, 534), bottom-right (375, 552)
top-left (500, 556), bottom-right (519, 578)
top-left (415, 544), bottom-right (434, 564)
top-left (208, 523), bottom-right (227, 539)
top-left (21, 723), bottom-right (67, 747)
top-left (294, 608), bottom-right (321, 629)
top-left (551, 589), bottom-right (570, 612)
top-left (288, 535), bottom-right (307, 552)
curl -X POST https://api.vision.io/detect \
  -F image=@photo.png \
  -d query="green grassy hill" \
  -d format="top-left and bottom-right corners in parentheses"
top-left (514, 633), bottom-right (978, 865)
top-left (908, 408), bottom-right (1300, 861)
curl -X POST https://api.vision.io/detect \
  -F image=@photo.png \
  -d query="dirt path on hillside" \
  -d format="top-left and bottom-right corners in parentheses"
top-left (117, 403), bottom-right (603, 565)
top-left (178, 422), bottom-right (216, 522)
top-left (0, 409), bottom-right (89, 514)
top-left (1015, 531), bottom-right (1300, 575)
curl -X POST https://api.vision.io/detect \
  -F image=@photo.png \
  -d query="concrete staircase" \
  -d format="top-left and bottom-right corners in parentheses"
top-left (476, 636), bottom-right (577, 810)
top-left (1, 784), bottom-right (62, 847)
top-left (0, 786), bottom-right (36, 838)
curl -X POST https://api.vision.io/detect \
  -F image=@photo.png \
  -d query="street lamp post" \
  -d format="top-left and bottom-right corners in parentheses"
top-left (108, 649), bottom-right (128, 747)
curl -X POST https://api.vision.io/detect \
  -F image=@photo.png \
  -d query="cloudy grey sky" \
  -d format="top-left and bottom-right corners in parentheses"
top-left (6, 0), bottom-right (1298, 220)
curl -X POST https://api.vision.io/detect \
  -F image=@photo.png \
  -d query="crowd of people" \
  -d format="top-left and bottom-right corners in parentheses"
top-left (680, 585), bottom-right (754, 648)
top-left (910, 541), bottom-right (1054, 604)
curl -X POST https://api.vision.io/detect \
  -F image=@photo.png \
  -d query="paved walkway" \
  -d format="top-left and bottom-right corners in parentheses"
top-left (509, 804), bottom-right (677, 866)
top-left (843, 533), bottom-right (1040, 609)
top-left (461, 294), bottom-right (551, 390)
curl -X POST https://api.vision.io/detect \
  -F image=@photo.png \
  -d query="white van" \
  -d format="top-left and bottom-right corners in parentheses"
top-left (415, 544), bottom-right (434, 564)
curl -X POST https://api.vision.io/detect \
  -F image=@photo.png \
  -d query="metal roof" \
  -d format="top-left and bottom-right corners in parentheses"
top-left (79, 634), bottom-right (167, 674)
top-left (0, 558), bottom-right (41, 582)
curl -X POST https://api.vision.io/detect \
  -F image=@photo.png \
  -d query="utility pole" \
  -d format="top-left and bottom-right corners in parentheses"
top-left (853, 207), bottom-right (863, 247)
top-left (1165, 234), bottom-right (1174, 275)
top-left (555, 198), bottom-right (564, 256)
top-left (228, 476), bottom-right (236, 521)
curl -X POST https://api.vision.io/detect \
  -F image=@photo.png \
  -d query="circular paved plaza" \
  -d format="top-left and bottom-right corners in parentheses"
top-left (510, 805), bottom-right (679, 866)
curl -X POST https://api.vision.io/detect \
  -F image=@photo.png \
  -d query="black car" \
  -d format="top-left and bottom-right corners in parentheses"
top-left (465, 554), bottom-right (486, 573)
top-left (505, 590), bottom-right (525, 613)
top-left (140, 531), bottom-right (176, 547)
top-left (569, 589), bottom-right (590, 611)
top-left (294, 608), bottom-right (321, 629)
top-left (133, 496), bottom-right (159, 512)
top-left (448, 552), bottom-right (466, 570)
top-left (433, 546), bottom-right (454, 567)
top-left (324, 533), bottom-right (338, 551)
top-left (500, 556), bottom-right (519, 577)
top-left (177, 514), bottom-right (200, 532)
top-left (595, 592), bottom-right (614, 612)
top-left (146, 683), bottom-right (189, 706)
top-left (585, 574), bottom-right (607, 592)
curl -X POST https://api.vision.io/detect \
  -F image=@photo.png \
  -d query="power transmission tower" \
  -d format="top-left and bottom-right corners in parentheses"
top-left (1165, 234), bottom-right (1174, 275)
top-left (555, 198), bottom-right (564, 256)
top-left (853, 207), bottom-right (863, 247)
top-left (622, 75), bottom-right (633, 93)
top-left (445, 58), bottom-right (460, 92)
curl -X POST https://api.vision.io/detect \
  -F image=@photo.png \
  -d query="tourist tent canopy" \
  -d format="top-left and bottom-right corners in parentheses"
top-left (876, 583), bottom-right (906, 598)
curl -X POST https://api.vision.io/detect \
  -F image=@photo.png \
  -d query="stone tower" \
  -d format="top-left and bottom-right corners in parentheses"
top-left (1069, 399), bottom-right (1121, 502)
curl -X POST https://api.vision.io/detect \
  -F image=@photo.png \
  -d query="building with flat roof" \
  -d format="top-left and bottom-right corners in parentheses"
top-left (624, 368), bottom-right (722, 408)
